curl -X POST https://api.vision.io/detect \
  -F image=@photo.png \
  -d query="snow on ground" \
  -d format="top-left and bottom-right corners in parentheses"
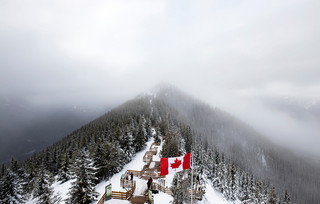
top-left (26, 178), bottom-right (74, 204)
top-left (27, 138), bottom-right (156, 204)
top-left (163, 173), bottom-right (175, 188)
top-left (25, 197), bottom-right (38, 204)
top-left (134, 178), bottom-right (148, 195)
top-left (52, 179), bottom-right (74, 202)
top-left (104, 199), bottom-right (130, 204)
top-left (198, 181), bottom-right (241, 204)
top-left (149, 161), bottom-right (155, 168)
top-left (94, 138), bottom-right (155, 203)
top-left (151, 128), bottom-right (156, 136)
top-left (153, 192), bottom-right (173, 203)
top-left (26, 134), bottom-right (240, 204)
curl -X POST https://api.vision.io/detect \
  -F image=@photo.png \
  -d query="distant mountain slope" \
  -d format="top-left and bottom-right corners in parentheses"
top-left (147, 84), bottom-right (320, 204)
top-left (2, 84), bottom-right (319, 203)
top-left (0, 99), bottom-right (108, 163)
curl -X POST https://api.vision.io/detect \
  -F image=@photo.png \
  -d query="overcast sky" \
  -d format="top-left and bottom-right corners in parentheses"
top-left (1, 0), bottom-right (319, 156)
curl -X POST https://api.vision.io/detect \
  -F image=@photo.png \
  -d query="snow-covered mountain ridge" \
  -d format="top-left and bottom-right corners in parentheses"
top-left (1, 85), bottom-right (319, 203)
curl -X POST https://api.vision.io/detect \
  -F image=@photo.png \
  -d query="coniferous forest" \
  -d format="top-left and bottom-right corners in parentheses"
top-left (1, 85), bottom-right (319, 203)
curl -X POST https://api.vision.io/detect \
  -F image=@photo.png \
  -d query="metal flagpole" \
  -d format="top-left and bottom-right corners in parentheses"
top-left (191, 151), bottom-right (193, 204)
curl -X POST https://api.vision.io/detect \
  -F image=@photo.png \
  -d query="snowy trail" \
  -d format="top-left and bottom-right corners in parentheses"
top-left (94, 138), bottom-right (155, 203)
top-left (28, 132), bottom-right (239, 204)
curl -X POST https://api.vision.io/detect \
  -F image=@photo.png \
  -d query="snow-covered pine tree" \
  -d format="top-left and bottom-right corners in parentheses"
top-left (1, 163), bottom-right (4, 178)
top-left (127, 130), bottom-right (135, 157)
top-left (134, 121), bottom-right (146, 151)
top-left (58, 151), bottom-right (71, 183)
top-left (206, 149), bottom-right (214, 180)
top-left (268, 186), bottom-right (279, 204)
top-left (93, 138), bottom-right (106, 181)
top-left (0, 159), bottom-right (25, 203)
top-left (247, 174), bottom-right (256, 203)
top-left (282, 190), bottom-right (291, 204)
top-left (223, 164), bottom-right (231, 199)
top-left (217, 153), bottom-right (226, 193)
top-left (119, 126), bottom-right (135, 160)
top-left (184, 126), bottom-right (192, 153)
top-left (161, 128), bottom-right (181, 158)
top-left (229, 162), bottom-right (237, 201)
top-left (171, 171), bottom-right (191, 204)
top-left (33, 164), bottom-right (60, 204)
top-left (253, 181), bottom-right (263, 203)
top-left (212, 148), bottom-right (220, 186)
top-left (146, 118), bottom-right (152, 138)
top-left (240, 172), bottom-right (250, 203)
top-left (67, 148), bottom-right (98, 204)
top-left (235, 168), bottom-right (243, 201)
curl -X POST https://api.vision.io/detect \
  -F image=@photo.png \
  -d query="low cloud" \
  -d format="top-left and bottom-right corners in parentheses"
top-left (0, 0), bottom-right (319, 156)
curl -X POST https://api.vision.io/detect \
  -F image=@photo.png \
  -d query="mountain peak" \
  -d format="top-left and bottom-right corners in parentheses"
top-left (139, 82), bottom-right (182, 99)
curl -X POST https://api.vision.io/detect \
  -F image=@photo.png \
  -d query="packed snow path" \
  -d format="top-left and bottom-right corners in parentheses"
top-left (96, 136), bottom-right (172, 204)
top-left (26, 128), bottom-right (239, 204)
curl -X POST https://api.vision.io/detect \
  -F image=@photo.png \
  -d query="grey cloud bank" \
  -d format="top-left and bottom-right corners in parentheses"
top-left (0, 0), bottom-right (319, 156)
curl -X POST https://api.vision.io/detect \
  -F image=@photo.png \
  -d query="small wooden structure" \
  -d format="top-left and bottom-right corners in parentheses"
top-left (96, 141), bottom-right (206, 203)
top-left (112, 180), bottom-right (136, 200)
top-left (120, 178), bottom-right (135, 189)
top-left (96, 180), bottom-right (136, 203)
top-left (127, 170), bottom-right (142, 177)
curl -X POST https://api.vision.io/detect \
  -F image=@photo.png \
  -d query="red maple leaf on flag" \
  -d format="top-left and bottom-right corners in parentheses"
top-left (170, 158), bottom-right (182, 170)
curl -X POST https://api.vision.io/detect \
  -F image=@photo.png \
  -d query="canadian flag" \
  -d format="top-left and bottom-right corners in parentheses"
top-left (160, 152), bottom-right (191, 176)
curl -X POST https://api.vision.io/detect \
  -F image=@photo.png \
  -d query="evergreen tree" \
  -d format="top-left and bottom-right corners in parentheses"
top-left (33, 164), bottom-right (60, 204)
top-left (216, 153), bottom-right (226, 193)
top-left (282, 190), bottom-right (291, 204)
top-left (240, 173), bottom-right (250, 203)
top-left (1, 163), bottom-right (5, 178)
top-left (206, 150), bottom-right (214, 180)
top-left (253, 181), bottom-right (264, 203)
top-left (229, 162), bottom-right (237, 201)
top-left (268, 186), bottom-right (278, 204)
top-left (0, 161), bottom-right (25, 203)
top-left (93, 139), bottom-right (106, 181)
top-left (249, 175), bottom-right (257, 203)
top-left (146, 118), bottom-right (152, 138)
top-left (171, 171), bottom-right (191, 204)
top-left (213, 149), bottom-right (220, 180)
top-left (58, 152), bottom-right (71, 183)
top-left (161, 129), bottom-right (181, 158)
top-left (223, 164), bottom-right (231, 200)
top-left (134, 122), bottom-right (145, 151)
top-left (184, 126), bottom-right (192, 153)
top-left (67, 148), bottom-right (98, 204)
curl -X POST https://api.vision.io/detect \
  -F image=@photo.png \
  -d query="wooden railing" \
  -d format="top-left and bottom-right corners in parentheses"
top-left (96, 181), bottom-right (136, 203)
top-left (97, 193), bottom-right (105, 204)
top-left (127, 170), bottom-right (142, 177)
top-left (142, 158), bottom-right (152, 172)
top-left (152, 142), bottom-right (161, 147)
top-left (143, 154), bottom-right (153, 163)
top-left (120, 179), bottom-right (135, 188)
top-left (150, 147), bottom-right (158, 152)
top-left (151, 183), bottom-right (172, 195)
top-left (112, 180), bottom-right (136, 200)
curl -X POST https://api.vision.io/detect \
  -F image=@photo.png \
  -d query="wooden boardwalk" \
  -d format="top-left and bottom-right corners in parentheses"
top-left (96, 140), bottom-right (203, 203)
top-left (96, 142), bottom-right (161, 203)
top-left (130, 195), bottom-right (146, 204)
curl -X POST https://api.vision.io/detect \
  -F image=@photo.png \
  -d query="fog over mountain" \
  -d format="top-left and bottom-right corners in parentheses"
top-left (0, 97), bottom-right (110, 163)
top-left (0, 0), bottom-right (319, 160)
